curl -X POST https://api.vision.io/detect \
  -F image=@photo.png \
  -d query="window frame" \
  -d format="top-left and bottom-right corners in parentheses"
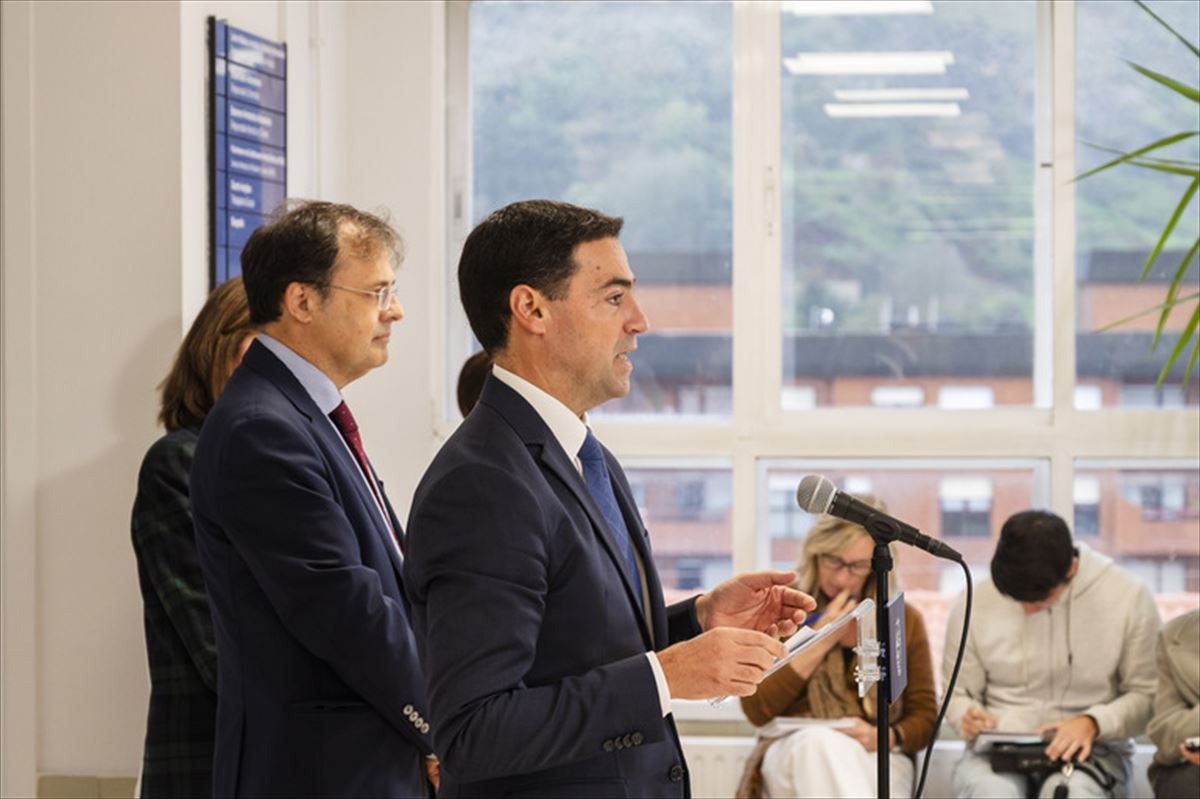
top-left (440, 0), bottom-right (1200, 580)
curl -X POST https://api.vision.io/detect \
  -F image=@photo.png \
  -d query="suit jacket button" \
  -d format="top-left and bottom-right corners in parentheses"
top-left (632, 732), bottom-right (644, 745)
top-left (668, 764), bottom-right (684, 783)
top-left (403, 704), bottom-right (413, 715)
top-left (614, 737), bottom-right (625, 750)
top-left (603, 739), bottom-right (615, 752)
top-left (621, 734), bottom-right (633, 747)
top-left (421, 722), bottom-right (430, 734)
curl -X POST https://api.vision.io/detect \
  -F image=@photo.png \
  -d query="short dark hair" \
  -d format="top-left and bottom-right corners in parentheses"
top-left (457, 199), bottom-right (624, 354)
top-left (991, 510), bottom-right (1077, 602)
top-left (241, 199), bottom-right (402, 325)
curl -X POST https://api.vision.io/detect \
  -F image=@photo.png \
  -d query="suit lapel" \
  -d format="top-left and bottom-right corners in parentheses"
top-left (244, 342), bottom-right (406, 586)
top-left (605, 451), bottom-right (668, 646)
top-left (482, 379), bottom-right (653, 648)
top-left (375, 476), bottom-right (408, 588)
top-left (321, 435), bottom-right (406, 586)
top-left (538, 445), bottom-right (652, 642)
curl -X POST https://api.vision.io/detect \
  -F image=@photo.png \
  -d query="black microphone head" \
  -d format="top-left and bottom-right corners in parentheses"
top-left (796, 474), bottom-right (836, 514)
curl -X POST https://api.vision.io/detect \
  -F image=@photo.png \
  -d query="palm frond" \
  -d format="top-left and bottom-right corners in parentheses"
top-left (1074, 132), bottom-right (1199, 181)
top-left (1127, 61), bottom-right (1200, 103)
top-left (1133, 0), bottom-right (1200, 58)
top-left (1153, 239), bottom-right (1200, 349)
top-left (1155, 304), bottom-right (1200, 388)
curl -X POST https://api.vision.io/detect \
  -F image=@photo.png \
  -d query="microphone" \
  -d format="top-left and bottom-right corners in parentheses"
top-left (796, 474), bottom-right (963, 562)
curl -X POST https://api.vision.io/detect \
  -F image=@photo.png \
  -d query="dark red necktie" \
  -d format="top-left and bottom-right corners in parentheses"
top-left (329, 400), bottom-right (400, 551)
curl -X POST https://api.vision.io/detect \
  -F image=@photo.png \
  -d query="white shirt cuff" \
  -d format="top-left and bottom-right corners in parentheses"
top-left (646, 652), bottom-right (672, 717)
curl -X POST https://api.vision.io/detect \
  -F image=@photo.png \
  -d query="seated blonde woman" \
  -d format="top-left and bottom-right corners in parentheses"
top-left (737, 497), bottom-right (938, 799)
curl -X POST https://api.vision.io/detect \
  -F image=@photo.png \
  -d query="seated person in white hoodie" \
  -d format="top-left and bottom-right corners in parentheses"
top-left (944, 510), bottom-right (1160, 799)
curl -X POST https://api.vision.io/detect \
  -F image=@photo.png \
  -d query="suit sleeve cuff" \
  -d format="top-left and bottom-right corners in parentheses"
top-left (646, 652), bottom-right (672, 717)
top-left (667, 595), bottom-right (703, 643)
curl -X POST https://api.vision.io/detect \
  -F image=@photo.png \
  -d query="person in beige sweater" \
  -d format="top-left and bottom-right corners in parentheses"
top-left (738, 497), bottom-right (938, 799)
top-left (1147, 609), bottom-right (1200, 799)
top-left (944, 510), bottom-right (1161, 798)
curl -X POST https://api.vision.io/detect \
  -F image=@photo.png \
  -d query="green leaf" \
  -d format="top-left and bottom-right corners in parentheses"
top-left (1154, 304), bottom-right (1200, 389)
top-left (1127, 155), bottom-right (1200, 168)
top-left (1153, 238), bottom-right (1200, 349)
top-left (1098, 291), bottom-right (1200, 331)
top-left (1180, 334), bottom-right (1200, 388)
top-left (1075, 132), bottom-right (1200, 181)
top-left (1142, 176), bottom-right (1200, 280)
top-left (1127, 61), bottom-right (1200, 103)
top-left (1085, 142), bottom-right (1200, 168)
top-left (1134, 0), bottom-right (1200, 59)
top-left (1124, 160), bottom-right (1200, 178)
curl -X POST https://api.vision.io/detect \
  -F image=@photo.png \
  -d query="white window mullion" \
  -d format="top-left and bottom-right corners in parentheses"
top-left (442, 1), bottom-right (473, 432)
top-left (731, 0), bottom-right (782, 574)
top-left (1033, 0), bottom-right (1056, 411)
top-left (1050, 0), bottom-right (1078, 517)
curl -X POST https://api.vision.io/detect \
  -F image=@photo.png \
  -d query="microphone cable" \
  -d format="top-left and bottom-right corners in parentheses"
top-left (913, 560), bottom-right (973, 799)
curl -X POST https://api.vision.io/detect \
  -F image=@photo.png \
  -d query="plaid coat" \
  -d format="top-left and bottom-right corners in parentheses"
top-left (131, 426), bottom-right (217, 798)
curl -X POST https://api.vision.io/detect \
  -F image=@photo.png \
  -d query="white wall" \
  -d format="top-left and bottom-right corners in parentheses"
top-left (341, 0), bottom-right (447, 509)
top-left (0, 1), bottom-right (444, 792)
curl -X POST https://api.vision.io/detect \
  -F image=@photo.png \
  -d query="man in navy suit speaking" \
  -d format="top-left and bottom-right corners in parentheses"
top-left (192, 201), bottom-right (436, 797)
top-left (405, 200), bottom-right (816, 798)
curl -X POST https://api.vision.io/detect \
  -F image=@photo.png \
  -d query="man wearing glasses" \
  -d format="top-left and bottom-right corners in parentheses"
top-left (191, 201), bottom-right (437, 797)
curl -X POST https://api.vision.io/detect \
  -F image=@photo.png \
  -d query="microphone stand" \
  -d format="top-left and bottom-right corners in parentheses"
top-left (856, 510), bottom-right (906, 799)
top-left (871, 538), bottom-right (893, 799)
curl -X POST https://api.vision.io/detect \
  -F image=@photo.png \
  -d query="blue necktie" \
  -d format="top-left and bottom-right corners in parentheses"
top-left (578, 431), bottom-right (643, 611)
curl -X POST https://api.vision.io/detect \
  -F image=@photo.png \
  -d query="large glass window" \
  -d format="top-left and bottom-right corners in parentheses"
top-left (779, 1), bottom-right (1037, 409)
top-left (760, 461), bottom-right (1040, 582)
top-left (1075, 0), bottom-right (1200, 408)
top-left (466, 0), bottom-right (733, 417)
top-left (760, 460), bottom-right (1042, 676)
top-left (1075, 461), bottom-right (1200, 596)
top-left (624, 463), bottom-right (733, 602)
top-left (450, 0), bottom-right (1200, 719)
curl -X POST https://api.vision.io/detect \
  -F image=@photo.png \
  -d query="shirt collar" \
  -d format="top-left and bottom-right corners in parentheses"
top-left (491, 364), bottom-right (589, 463)
top-left (257, 332), bottom-right (343, 415)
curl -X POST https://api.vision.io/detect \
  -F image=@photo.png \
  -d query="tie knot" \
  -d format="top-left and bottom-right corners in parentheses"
top-left (329, 400), bottom-right (358, 436)
top-left (578, 430), bottom-right (605, 465)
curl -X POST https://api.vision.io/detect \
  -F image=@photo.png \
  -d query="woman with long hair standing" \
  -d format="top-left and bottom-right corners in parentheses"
top-left (131, 278), bottom-right (254, 797)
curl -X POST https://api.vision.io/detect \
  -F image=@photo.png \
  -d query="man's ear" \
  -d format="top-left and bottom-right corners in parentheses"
top-left (281, 282), bottom-right (319, 324)
top-left (509, 284), bottom-right (548, 336)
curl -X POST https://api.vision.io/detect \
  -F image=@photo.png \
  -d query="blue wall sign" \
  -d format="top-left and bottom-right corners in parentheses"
top-left (210, 18), bottom-right (286, 287)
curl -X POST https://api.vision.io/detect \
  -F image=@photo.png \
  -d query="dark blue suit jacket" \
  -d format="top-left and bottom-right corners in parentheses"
top-left (405, 376), bottom-right (702, 798)
top-left (192, 340), bottom-right (432, 798)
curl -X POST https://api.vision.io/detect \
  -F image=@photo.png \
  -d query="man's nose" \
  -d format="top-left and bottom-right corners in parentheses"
top-left (626, 295), bottom-right (649, 334)
top-left (382, 296), bottom-right (404, 322)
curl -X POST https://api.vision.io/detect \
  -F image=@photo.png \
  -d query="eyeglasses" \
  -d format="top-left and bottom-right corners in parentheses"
top-left (818, 553), bottom-right (872, 577)
top-left (319, 282), bottom-right (400, 312)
